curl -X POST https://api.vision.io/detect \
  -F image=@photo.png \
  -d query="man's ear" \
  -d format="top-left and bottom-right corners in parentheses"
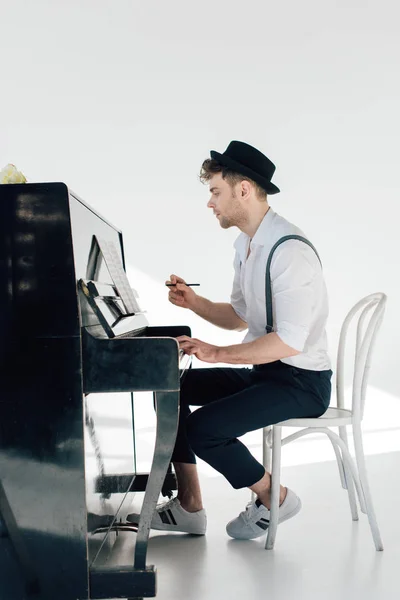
top-left (241, 180), bottom-right (252, 199)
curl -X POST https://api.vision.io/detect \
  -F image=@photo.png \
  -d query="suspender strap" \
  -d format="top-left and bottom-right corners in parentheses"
top-left (265, 235), bottom-right (322, 333)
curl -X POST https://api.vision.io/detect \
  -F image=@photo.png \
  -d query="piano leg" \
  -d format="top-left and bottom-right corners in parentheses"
top-left (91, 390), bottom-right (180, 600)
top-left (134, 390), bottom-right (180, 570)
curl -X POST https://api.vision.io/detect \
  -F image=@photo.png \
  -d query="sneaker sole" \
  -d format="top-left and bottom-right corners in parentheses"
top-left (146, 522), bottom-right (206, 535)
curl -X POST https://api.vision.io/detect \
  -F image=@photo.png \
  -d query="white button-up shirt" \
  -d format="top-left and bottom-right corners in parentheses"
top-left (230, 208), bottom-right (331, 371)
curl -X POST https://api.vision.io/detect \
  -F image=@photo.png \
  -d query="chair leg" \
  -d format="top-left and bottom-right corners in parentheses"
top-left (338, 426), bottom-right (359, 521)
top-left (265, 426), bottom-right (282, 550)
top-left (330, 437), bottom-right (347, 489)
top-left (263, 426), bottom-right (272, 472)
top-left (352, 422), bottom-right (383, 551)
top-left (251, 426), bottom-right (273, 504)
top-left (338, 426), bottom-right (366, 514)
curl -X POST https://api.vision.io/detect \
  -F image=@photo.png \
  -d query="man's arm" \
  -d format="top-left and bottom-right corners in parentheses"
top-left (176, 331), bottom-right (299, 364)
top-left (167, 274), bottom-right (247, 331)
top-left (216, 332), bottom-right (300, 364)
top-left (191, 296), bottom-right (248, 331)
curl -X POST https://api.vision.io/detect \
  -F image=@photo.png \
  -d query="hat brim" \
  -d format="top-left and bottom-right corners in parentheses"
top-left (210, 151), bottom-right (280, 195)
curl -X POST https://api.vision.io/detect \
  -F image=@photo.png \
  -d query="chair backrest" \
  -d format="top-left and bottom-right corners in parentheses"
top-left (336, 292), bottom-right (387, 420)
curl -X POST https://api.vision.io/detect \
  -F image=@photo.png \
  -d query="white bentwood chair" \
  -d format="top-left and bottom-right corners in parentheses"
top-left (258, 292), bottom-right (387, 551)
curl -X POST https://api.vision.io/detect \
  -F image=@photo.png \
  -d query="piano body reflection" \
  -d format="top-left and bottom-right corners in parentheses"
top-left (0, 183), bottom-right (191, 600)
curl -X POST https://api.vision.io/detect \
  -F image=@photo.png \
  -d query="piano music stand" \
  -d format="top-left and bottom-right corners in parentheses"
top-left (88, 236), bottom-right (143, 315)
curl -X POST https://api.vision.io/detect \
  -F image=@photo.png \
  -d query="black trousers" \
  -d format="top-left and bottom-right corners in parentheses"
top-left (172, 361), bottom-right (332, 489)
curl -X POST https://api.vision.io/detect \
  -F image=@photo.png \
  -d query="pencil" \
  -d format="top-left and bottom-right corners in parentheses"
top-left (166, 283), bottom-right (200, 287)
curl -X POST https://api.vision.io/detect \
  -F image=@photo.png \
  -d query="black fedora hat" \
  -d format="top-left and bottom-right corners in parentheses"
top-left (210, 140), bottom-right (280, 195)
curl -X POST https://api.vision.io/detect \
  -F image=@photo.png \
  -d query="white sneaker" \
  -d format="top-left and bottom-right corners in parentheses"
top-left (127, 497), bottom-right (207, 535)
top-left (226, 488), bottom-right (301, 540)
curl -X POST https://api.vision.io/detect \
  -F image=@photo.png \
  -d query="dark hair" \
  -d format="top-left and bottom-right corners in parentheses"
top-left (199, 158), bottom-right (267, 201)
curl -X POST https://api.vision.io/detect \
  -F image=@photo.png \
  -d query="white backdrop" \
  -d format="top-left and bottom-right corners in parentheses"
top-left (2, 0), bottom-right (399, 404)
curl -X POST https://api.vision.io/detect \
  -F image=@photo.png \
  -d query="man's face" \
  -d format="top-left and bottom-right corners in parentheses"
top-left (206, 173), bottom-right (247, 229)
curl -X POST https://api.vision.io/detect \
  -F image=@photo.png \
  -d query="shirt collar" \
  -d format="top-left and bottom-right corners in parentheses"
top-left (233, 207), bottom-right (275, 261)
top-left (252, 206), bottom-right (275, 246)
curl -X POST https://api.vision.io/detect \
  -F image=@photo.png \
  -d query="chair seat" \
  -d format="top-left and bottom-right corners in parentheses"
top-left (275, 407), bottom-right (353, 428)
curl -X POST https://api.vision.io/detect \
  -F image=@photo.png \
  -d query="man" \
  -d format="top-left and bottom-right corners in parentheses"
top-left (128, 140), bottom-right (332, 540)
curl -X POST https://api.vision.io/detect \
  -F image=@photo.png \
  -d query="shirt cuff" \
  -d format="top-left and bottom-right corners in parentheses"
top-left (231, 303), bottom-right (247, 322)
top-left (275, 323), bottom-right (309, 352)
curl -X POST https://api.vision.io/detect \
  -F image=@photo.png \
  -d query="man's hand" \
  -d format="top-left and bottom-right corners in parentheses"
top-left (166, 274), bottom-right (198, 310)
top-left (176, 335), bottom-right (220, 363)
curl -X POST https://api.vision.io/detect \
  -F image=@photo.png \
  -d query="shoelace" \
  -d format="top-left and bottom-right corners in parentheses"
top-left (243, 500), bottom-right (271, 523)
top-left (242, 501), bottom-right (260, 523)
top-left (156, 497), bottom-right (176, 512)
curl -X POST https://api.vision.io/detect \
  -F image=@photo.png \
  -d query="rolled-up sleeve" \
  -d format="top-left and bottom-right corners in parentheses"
top-left (270, 241), bottom-right (319, 352)
top-left (230, 252), bottom-right (247, 321)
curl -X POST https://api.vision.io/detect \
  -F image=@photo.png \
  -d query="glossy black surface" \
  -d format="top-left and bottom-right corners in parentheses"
top-left (0, 183), bottom-right (187, 599)
top-left (0, 184), bottom-right (137, 599)
top-left (0, 183), bottom-right (89, 599)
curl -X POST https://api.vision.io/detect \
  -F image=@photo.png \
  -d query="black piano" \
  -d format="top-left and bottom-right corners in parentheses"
top-left (0, 183), bottom-right (191, 600)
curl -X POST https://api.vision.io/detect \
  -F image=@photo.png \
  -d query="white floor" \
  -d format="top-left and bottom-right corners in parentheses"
top-left (113, 450), bottom-right (400, 600)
